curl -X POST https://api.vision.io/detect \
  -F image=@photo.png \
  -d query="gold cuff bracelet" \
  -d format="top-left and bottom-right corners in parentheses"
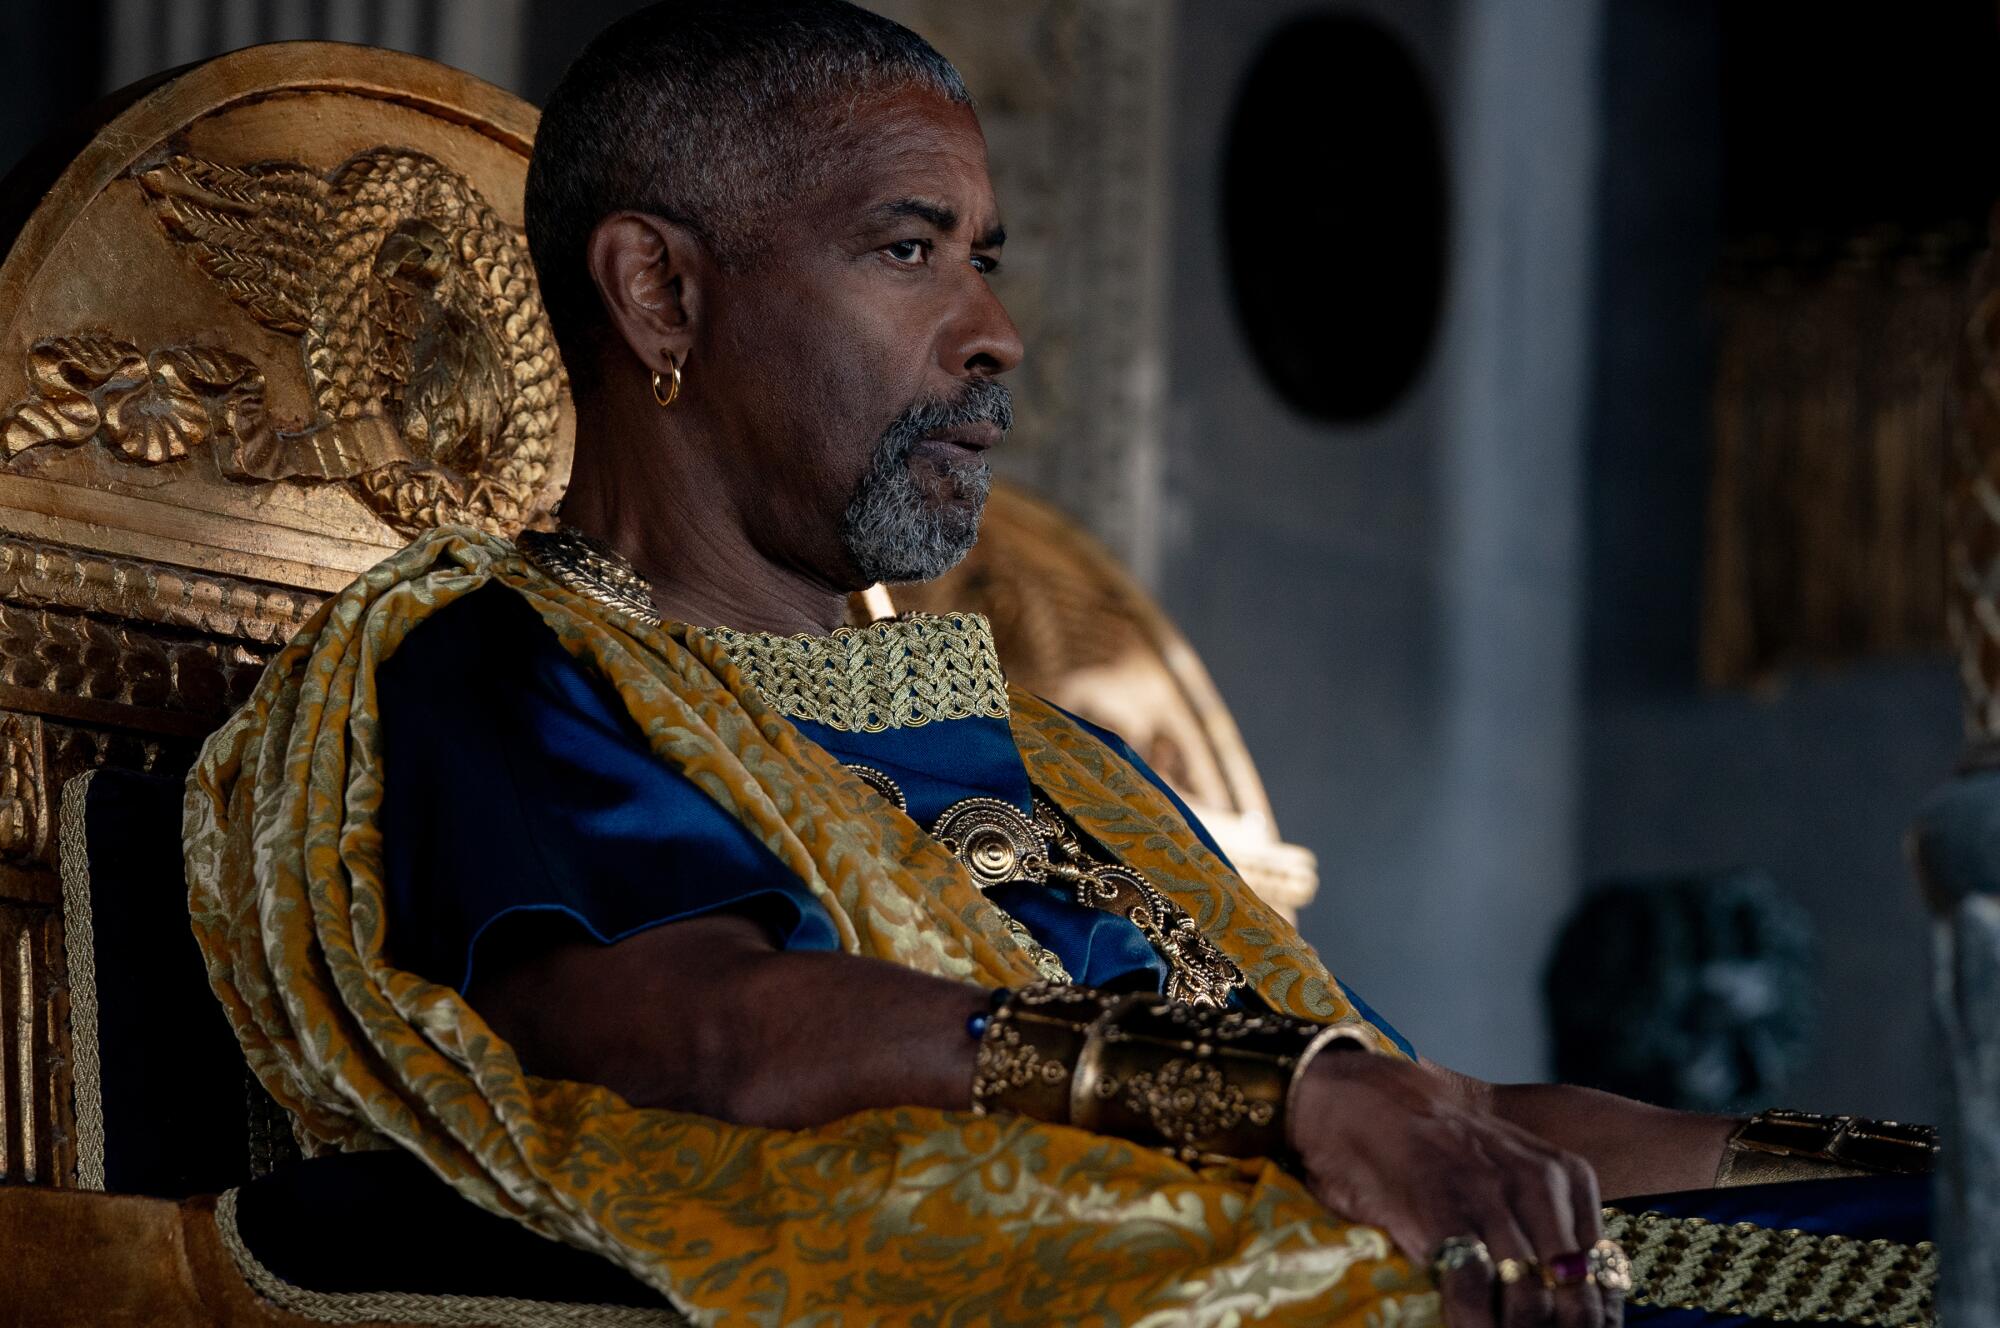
top-left (974, 984), bottom-right (1379, 1167)
top-left (1715, 1108), bottom-right (1938, 1188)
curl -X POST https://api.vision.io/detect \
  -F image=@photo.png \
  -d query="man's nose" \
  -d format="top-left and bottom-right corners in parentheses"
top-left (948, 282), bottom-right (1025, 378)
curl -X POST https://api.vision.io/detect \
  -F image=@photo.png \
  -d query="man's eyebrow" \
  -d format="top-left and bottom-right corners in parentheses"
top-left (874, 198), bottom-right (959, 231)
top-left (872, 198), bottom-right (1007, 248)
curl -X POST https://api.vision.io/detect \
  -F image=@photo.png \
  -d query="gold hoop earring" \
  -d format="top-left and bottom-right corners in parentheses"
top-left (650, 357), bottom-right (682, 408)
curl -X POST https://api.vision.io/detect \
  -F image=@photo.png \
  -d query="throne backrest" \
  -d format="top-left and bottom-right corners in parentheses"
top-left (0, 42), bottom-right (565, 1189)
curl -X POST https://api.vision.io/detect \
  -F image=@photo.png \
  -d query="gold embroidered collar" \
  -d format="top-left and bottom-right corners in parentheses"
top-left (697, 614), bottom-right (1009, 733)
top-left (518, 526), bottom-right (1008, 732)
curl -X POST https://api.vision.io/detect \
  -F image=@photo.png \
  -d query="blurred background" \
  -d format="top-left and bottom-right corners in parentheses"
top-left (5, 0), bottom-right (1991, 1123)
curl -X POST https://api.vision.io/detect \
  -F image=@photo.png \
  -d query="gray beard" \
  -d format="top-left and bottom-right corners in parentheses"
top-left (839, 380), bottom-right (1010, 584)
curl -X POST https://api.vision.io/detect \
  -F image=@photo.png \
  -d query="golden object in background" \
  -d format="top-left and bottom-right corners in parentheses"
top-left (1703, 228), bottom-right (1969, 687)
top-left (129, 148), bottom-right (563, 532)
top-left (895, 483), bottom-right (1321, 921)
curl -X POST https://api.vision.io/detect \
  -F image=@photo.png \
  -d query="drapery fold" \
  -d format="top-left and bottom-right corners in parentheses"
top-left (184, 525), bottom-right (1430, 1326)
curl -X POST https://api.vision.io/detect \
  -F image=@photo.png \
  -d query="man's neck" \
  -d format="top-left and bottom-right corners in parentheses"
top-left (559, 416), bottom-right (850, 637)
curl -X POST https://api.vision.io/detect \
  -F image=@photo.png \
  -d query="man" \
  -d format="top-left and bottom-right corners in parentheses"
top-left (183, 4), bottom-right (1933, 1326)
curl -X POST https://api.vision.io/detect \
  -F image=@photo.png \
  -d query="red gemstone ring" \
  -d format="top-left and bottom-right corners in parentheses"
top-left (1542, 1250), bottom-right (1594, 1288)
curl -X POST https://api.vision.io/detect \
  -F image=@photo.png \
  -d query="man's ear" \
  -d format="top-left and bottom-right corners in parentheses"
top-left (586, 211), bottom-right (705, 377)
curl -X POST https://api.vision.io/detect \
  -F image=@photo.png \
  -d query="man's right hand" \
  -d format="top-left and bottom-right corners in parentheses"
top-left (1287, 1053), bottom-right (1618, 1328)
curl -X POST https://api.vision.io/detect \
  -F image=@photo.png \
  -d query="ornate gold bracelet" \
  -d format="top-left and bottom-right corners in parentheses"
top-left (969, 983), bottom-right (1118, 1125)
top-left (1715, 1108), bottom-right (1939, 1188)
top-left (972, 985), bottom-right (1378, 1166)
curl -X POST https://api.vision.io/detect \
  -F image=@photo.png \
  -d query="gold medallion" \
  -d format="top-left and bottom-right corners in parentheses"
top-left (932, 797), bottom-right (1047, 890)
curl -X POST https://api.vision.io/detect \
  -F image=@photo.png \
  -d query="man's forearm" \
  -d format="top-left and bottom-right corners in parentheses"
top-left (477, 920), bottom-right (1736, 1201)
top-left (469, 913), bottom-right (992, 1128)
top-left (1486, 1081), bottom-right (1737, 1199)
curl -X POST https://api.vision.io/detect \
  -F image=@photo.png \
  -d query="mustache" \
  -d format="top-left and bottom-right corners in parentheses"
top-left (882, 379), bottom-right (1014, 446)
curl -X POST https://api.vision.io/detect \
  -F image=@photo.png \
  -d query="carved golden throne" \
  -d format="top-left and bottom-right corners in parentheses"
top-left (0, 42), bottom-right (1320, 1325)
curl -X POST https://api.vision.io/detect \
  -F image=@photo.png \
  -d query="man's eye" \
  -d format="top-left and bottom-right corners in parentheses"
top-left (971, 255), bottom-right (1000, 276)
top-left (885, 240), bottom-right (930, 265)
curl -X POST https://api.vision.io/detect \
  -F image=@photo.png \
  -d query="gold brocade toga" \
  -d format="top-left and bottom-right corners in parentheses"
top-left (182, 525), bottom-right (1433, 1327)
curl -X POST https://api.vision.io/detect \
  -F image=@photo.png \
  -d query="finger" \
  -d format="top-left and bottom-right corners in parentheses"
top-left (1431, 1237), bottom-right (1501, 1328)
top-left (1501, 1148), bottom-right (1607, 1328)
top-left (1562, 1157), bottom-right (1621, 1322)
top-left (1548, 1252), bottom-right (1609, 1328)
top-left (1473, 1202), bottom-right (1555, 1328)
top-left (1566, 1154), bottom-right (1604, 1251)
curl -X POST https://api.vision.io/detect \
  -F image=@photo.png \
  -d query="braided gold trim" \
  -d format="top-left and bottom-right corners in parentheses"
top-left (518, 529), bottom-right (1007, 732)
top-left (1603, 1205), bottom-right (1935, 1327)
top-left (698, 612), bottom-right (1009, 732)
top-left (57, 770), bottom-right (106, 1192)
top-left (212, 1187), bottom-right (691, 1326)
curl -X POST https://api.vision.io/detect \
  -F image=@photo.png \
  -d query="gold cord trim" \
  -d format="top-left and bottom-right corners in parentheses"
top-left (212, 1187), bottom-right (692, 1326)
top-left (697, 612), bottom-right (1009, 732)
top-left (1603, 1205), bottom-right (1935, 1327)
top-left (57, 770), bottom-right (106, 1192)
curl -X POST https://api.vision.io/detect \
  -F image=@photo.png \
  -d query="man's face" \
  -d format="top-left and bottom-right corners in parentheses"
top-left (698, 86), bottom-right (1024, 589)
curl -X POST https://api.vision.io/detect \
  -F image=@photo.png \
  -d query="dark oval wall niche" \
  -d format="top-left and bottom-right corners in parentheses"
top-left (1223, 12), bottom-right (1447, 423)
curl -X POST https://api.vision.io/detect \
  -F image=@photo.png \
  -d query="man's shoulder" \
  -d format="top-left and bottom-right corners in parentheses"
top-left (378, 581), bottom-right (573, 702)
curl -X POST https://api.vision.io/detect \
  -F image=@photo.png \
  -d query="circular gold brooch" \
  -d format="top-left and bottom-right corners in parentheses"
top-left (932, 797), bottom-right (1048, 890)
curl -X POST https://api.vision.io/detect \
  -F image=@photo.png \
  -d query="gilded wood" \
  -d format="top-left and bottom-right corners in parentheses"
top-left (0, 41), bottom-right (569, 589)
top-left (0, 42), bottom-right (560, 1189)
top-left (0, 604), bottom-right (270, 733)
top-left (0, 898), bottom-right (68, 1187)
top-left (0, 535), bottom-right (321, 648)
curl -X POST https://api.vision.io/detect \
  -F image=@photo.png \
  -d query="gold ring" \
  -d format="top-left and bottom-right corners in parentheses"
top-left (1430, 1235), bottom-right (1493, 1282)
top-left (1494, 1257), bottom-right (1535, 1286)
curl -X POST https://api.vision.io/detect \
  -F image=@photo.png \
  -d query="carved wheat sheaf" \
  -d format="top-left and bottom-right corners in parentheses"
top-left (0, 149), bottom-right (563, 536)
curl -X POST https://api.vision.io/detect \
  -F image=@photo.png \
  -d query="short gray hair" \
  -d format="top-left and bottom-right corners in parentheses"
top-left (525, 0), bottom-right (970, 383)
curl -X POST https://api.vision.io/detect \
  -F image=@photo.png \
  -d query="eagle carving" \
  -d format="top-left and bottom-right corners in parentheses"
top-left (1, 148), bottom-right (564, 535)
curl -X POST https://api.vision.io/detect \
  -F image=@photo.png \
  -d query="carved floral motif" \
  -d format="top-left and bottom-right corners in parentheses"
top-left (3, 148), bottom-right (565, 537)
top-left (2, 336), bottom-right (264, 470)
